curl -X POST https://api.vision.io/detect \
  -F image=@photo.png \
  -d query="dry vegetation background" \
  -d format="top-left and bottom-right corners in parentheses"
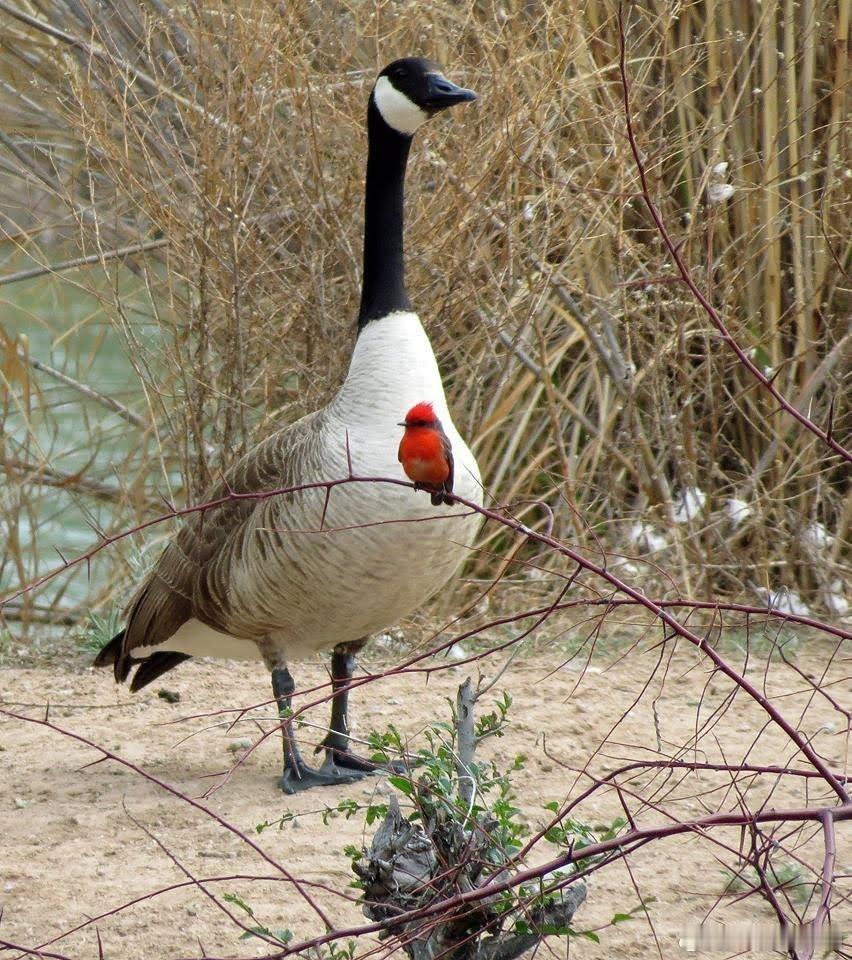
top-left (0, 0), bottom-right (849, 625)
top-left (0, 3), bottom-right (851, 957)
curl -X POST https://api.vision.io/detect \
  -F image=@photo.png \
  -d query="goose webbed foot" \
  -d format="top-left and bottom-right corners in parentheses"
top-left (271, 652), bottom-right (407, 793)
top-left (318, 734), bottom-right (410, 777)
top-left (319, 738), bottom-right (382, 773)
top-left (279, 754), bottom-right (367, 795)
top-left (273, 664), bottom-right (366, 794)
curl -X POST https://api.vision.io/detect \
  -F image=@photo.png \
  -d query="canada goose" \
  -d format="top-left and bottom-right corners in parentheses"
top-left (95, 57), bottom-right (482, 793)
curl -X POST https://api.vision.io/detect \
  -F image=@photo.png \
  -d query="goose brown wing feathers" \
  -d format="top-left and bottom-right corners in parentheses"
top-left (99, 413), bottom-right (321, 675)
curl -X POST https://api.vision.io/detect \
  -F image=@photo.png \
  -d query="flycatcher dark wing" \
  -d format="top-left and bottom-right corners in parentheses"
top-left (435, 421), bottom-right (455, 506)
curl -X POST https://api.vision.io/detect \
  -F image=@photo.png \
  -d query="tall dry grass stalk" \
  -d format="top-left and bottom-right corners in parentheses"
top-left (0, 0), bottom-right (848, 628)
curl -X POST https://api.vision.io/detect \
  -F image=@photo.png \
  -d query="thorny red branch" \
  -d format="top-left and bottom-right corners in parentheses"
top-left (3, 477), bottom-right (849, 641)
top-left (613, 13), bottom-right (849, 948)
top-left (3, 472), bottom-right (848, 800)
top-left (3, 481), bottom-right (848, 956)
top-left (0, 709), bottom-right (336, 933)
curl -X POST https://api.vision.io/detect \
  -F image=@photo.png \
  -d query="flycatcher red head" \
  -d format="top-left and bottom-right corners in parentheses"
top-left (402, 402), bottom-right (439, 427)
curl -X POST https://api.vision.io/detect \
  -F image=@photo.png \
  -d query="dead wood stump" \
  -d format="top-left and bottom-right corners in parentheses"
top-left (353, 679), bottom-right (587, 960)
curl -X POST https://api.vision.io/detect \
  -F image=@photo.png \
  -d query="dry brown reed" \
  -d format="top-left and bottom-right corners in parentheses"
top-left (0, 0), bottom-right (849, 627)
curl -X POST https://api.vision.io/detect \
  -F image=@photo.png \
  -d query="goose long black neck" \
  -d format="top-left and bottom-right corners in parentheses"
top-left (357, 99), bottom-right (414, 329)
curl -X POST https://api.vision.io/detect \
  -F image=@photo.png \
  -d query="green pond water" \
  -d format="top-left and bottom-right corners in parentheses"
top-left (1, 260), bottom-right (164, 615)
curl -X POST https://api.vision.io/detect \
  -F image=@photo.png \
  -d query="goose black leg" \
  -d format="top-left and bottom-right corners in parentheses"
top-left (272, 666), bottom-right (366, 794)
top-left (317, 648), bottom-right (380, 773)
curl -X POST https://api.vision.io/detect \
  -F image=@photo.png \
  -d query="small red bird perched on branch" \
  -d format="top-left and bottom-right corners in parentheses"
top-left (398, 402), bottom-right (455, 506)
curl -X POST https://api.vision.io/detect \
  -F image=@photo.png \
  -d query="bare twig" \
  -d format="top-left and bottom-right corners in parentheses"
top-left (455, 677), bottom-right (477, 812)
top-left (20, 352), bottom-right (147, 429)
top-left (0, 239), bottom-right (169, 286)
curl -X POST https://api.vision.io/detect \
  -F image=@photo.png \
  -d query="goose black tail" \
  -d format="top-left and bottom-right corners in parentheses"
top-left (92, 628), bottom-right (132, 683)
top-left (93, 629), bottom-right (191, 690)
top-left (130, 652), bottom-right (192, 692)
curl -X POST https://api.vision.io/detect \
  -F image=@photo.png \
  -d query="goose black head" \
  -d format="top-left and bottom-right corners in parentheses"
top-left (371, 57), bottom-right (477, 137)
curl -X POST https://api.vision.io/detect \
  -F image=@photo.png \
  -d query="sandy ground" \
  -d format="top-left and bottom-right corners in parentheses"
top-left (1, 638), bottom-right (849, 960)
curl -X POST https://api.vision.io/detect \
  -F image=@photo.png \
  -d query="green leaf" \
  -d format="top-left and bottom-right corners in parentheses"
top-left (365, 802), bottom-right (388, 825)
top-left (337, 797), bottom-right (359, 818)
top-left (387, 775), bottom-right (414, 796)
top-left (223, 892), bottom-right (254, 917)
top-left (627, 896), bottom-right (655, 914)
top-left (238, 926), bottom-right (293, 944)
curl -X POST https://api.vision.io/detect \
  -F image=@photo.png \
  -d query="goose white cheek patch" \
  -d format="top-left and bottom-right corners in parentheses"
top-left (373, 76), bottom-right (428, 135)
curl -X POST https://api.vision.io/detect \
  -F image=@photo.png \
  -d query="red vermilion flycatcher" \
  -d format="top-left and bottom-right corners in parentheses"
top-left (397, 402), bottom-right (455, 506)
